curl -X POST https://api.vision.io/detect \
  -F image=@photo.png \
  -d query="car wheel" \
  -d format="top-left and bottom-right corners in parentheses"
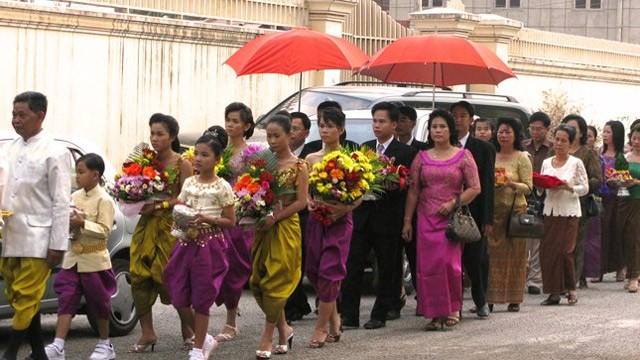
top-left (87, 257), bottom-right (138, 337)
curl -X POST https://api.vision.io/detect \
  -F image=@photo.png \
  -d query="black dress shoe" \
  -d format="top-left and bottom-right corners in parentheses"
top-left (528, 286), bottom-right (541, 295)
top-left (340, 317), bottom-right (359, 328)
top-left (363, 319), bottom-right (386, 329)
top-left (477, 303), bottom-right (490, 318)
top-left (386, 310), bottom-right (401, 321)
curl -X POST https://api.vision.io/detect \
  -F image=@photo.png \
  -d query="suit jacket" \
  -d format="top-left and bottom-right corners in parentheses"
top-left (463, 136), bottom-right (496, 228)
top-left (409, 138), bottom-right (428, 151)
top-left (299, 142), bottom-right (320, 159)
top-left (354, 139), bottom-right (417, 234)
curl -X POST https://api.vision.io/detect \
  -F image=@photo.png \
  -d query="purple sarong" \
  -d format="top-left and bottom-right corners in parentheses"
top-left (305, 211), bottom-right (353, 302)
top-left (54, 266), bottom-right (116, 320)
top-left (164, 232), bottom-right (229, 315)
top-left (215, 225), bottom-right (253, 308)
top-left (583, 216), bottom-right (602, 278)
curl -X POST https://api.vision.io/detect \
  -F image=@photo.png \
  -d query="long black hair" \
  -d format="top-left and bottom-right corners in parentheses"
top-left (149, 113), bottom-right (181, 152)
top-left (602, 120), bottom-right (625, 155)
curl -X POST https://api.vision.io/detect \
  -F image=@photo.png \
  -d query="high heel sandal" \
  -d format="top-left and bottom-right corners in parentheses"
top-left (214, 324), bottom-right (238, 342)
top-left (424, 318), bottom-right (444, 331)
top-left (128, 339), bottom-right (157, 353)
top-left (566, 291), bottom-right (578, 305)
top-left (255, 350), bottom-right (272, 360)
top-left (274, 332), bottom-right (294, 355)
top-left (445, 312), bottom-right (460, 327)
top-left (327, 325), bottom-right (343, 343)
top-left (308, 329), bottom-right (326, 349)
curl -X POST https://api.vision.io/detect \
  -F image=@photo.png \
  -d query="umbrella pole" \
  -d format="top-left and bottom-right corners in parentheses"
top-left (432, 84), bottom-right (435, 109)
top-left (298, 73), bottom-right (303, 112)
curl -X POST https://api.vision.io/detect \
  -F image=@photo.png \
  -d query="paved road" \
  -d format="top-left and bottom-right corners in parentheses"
top-left (2, 273), bottom-right (639, 359)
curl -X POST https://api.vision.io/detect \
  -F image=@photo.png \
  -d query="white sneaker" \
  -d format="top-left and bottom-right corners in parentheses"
top-left (45, 343), bottom-right (65, 360)
top-left (188, 349), bottom-right (205, 360)
top-left (89, 342), bottom-right (116, 360)
top-left (203, 334), bottom-right (218, 359)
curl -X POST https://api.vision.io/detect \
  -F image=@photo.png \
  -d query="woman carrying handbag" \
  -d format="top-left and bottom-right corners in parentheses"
top-left (486, 118), bottom-right (533, 313)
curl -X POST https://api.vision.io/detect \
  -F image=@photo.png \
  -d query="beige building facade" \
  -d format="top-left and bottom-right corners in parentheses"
top-left (383, 0), bottom-right (640, 44)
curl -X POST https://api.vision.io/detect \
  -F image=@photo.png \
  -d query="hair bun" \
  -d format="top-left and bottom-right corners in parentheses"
top-left (203, 125), bottom-right (228, 149)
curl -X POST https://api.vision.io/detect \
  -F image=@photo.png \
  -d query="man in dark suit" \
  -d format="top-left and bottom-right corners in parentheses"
top-left (388, 105), bottom-right (427, 319)
top-left (451, 101), bottom-right (496, 318)
top-left (340, 102), bottom-right (417, 329)
top-left (284, 111), bottom-right (314, 322)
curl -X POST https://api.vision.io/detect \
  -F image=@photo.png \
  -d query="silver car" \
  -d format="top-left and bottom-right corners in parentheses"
top-left (0, 134), bottom-right (138, 337)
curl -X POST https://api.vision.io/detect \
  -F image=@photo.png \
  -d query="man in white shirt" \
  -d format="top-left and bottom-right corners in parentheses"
top-left (1, 91), bottom-right (71, 360)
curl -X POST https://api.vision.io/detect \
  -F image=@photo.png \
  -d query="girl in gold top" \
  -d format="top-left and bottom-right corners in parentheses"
top-left (129, 113), bottom-right (194, 352)
top-left (251, 115), bottom-right (308, 360)
top-left (487, 118), bottom-right (533, 312)
top-left (45, 154), bottom-right (117, 360)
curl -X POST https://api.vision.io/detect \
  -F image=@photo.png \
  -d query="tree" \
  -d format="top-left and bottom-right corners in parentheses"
top-left (540, 88), bottom-right (583, 130)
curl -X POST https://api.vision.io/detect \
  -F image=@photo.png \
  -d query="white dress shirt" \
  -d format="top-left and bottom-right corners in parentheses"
top-left (292, 144), bottom-right (305, 157)
top-left (1, 131), bottom-right (72, 258)
top-left (459, 133), bottom-right (470, 148)
top-left (540, 155), bottom-right (589, 217)
top-left (376, 136), bottom-right (394, 154)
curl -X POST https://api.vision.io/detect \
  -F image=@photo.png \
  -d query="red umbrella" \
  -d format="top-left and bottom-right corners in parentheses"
top-left (359, 34), bottom-right (515, 87)
top-left (225, 28), bottom-right (369, 76)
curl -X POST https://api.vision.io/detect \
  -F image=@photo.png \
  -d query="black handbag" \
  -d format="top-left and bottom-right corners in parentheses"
top-left (586, 194), bottom-right (604, 217)
top-left (507, 186), bottom-right (544, 239)
top-left (445, 195), bottom-right (481, 244)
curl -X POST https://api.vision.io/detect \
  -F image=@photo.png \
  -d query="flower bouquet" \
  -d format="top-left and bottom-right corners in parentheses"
top-left (605, 167), bottom-right (633, 197)
top-left (233, 148), bottom-right (290, 228)
top-left (308, 149), bottom-right (376, 226)
top-left (107, 143), bottom-right (177, 217)
top-left (376, 154), bottom-right (410, 190)
top-left (182, 146), bottom-right (233, 181)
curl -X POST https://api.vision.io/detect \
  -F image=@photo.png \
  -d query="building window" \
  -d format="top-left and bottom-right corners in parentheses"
top-left (576, 0), bottom-right (601, 8)
top-left (422, 0), bottom-right (445, 7)
top-left (496, 0), bottom-right (519, 7)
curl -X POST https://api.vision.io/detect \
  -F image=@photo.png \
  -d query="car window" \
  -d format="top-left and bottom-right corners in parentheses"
top-left (259, 90), bottom-right (373, 127)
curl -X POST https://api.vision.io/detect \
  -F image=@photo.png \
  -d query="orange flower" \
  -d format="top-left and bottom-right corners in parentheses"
top-left (143, 166), bottom-right (157, 178)
top-left (123, 163), bottom-right (142, 176)
top-left (330, 168), bottom-right (344, 180)
top-left (247, 182), bottom-right (261, 194)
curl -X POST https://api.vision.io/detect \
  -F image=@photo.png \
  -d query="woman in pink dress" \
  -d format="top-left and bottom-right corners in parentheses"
top-left (402, 109), bottom-right (481, 331)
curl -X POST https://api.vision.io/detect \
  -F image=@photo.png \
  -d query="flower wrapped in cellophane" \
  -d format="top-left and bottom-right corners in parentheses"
top-left (375, 154), bottom-right (411, 190)
top-left (233, 148), bottom-right (291, 227)
top-left (107, 143), bottom-right (177, 216)
top-left (182, 146), bottom-right (233, 181)
top-left (308, 149), bottom-right (377, 226)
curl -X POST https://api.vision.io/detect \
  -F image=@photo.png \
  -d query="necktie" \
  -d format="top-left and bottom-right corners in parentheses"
top-left (377, 143), bottom-right (384, 155)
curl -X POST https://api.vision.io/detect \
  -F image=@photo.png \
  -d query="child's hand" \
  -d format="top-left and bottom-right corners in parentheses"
top-left (189, 213), bottom-right (213, 226)
top-left (69, 213), bottom-right (84, 229)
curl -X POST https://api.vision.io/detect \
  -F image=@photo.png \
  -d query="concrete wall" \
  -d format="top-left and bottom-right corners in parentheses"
top-left (0, 3), bottom-right (305, 165)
